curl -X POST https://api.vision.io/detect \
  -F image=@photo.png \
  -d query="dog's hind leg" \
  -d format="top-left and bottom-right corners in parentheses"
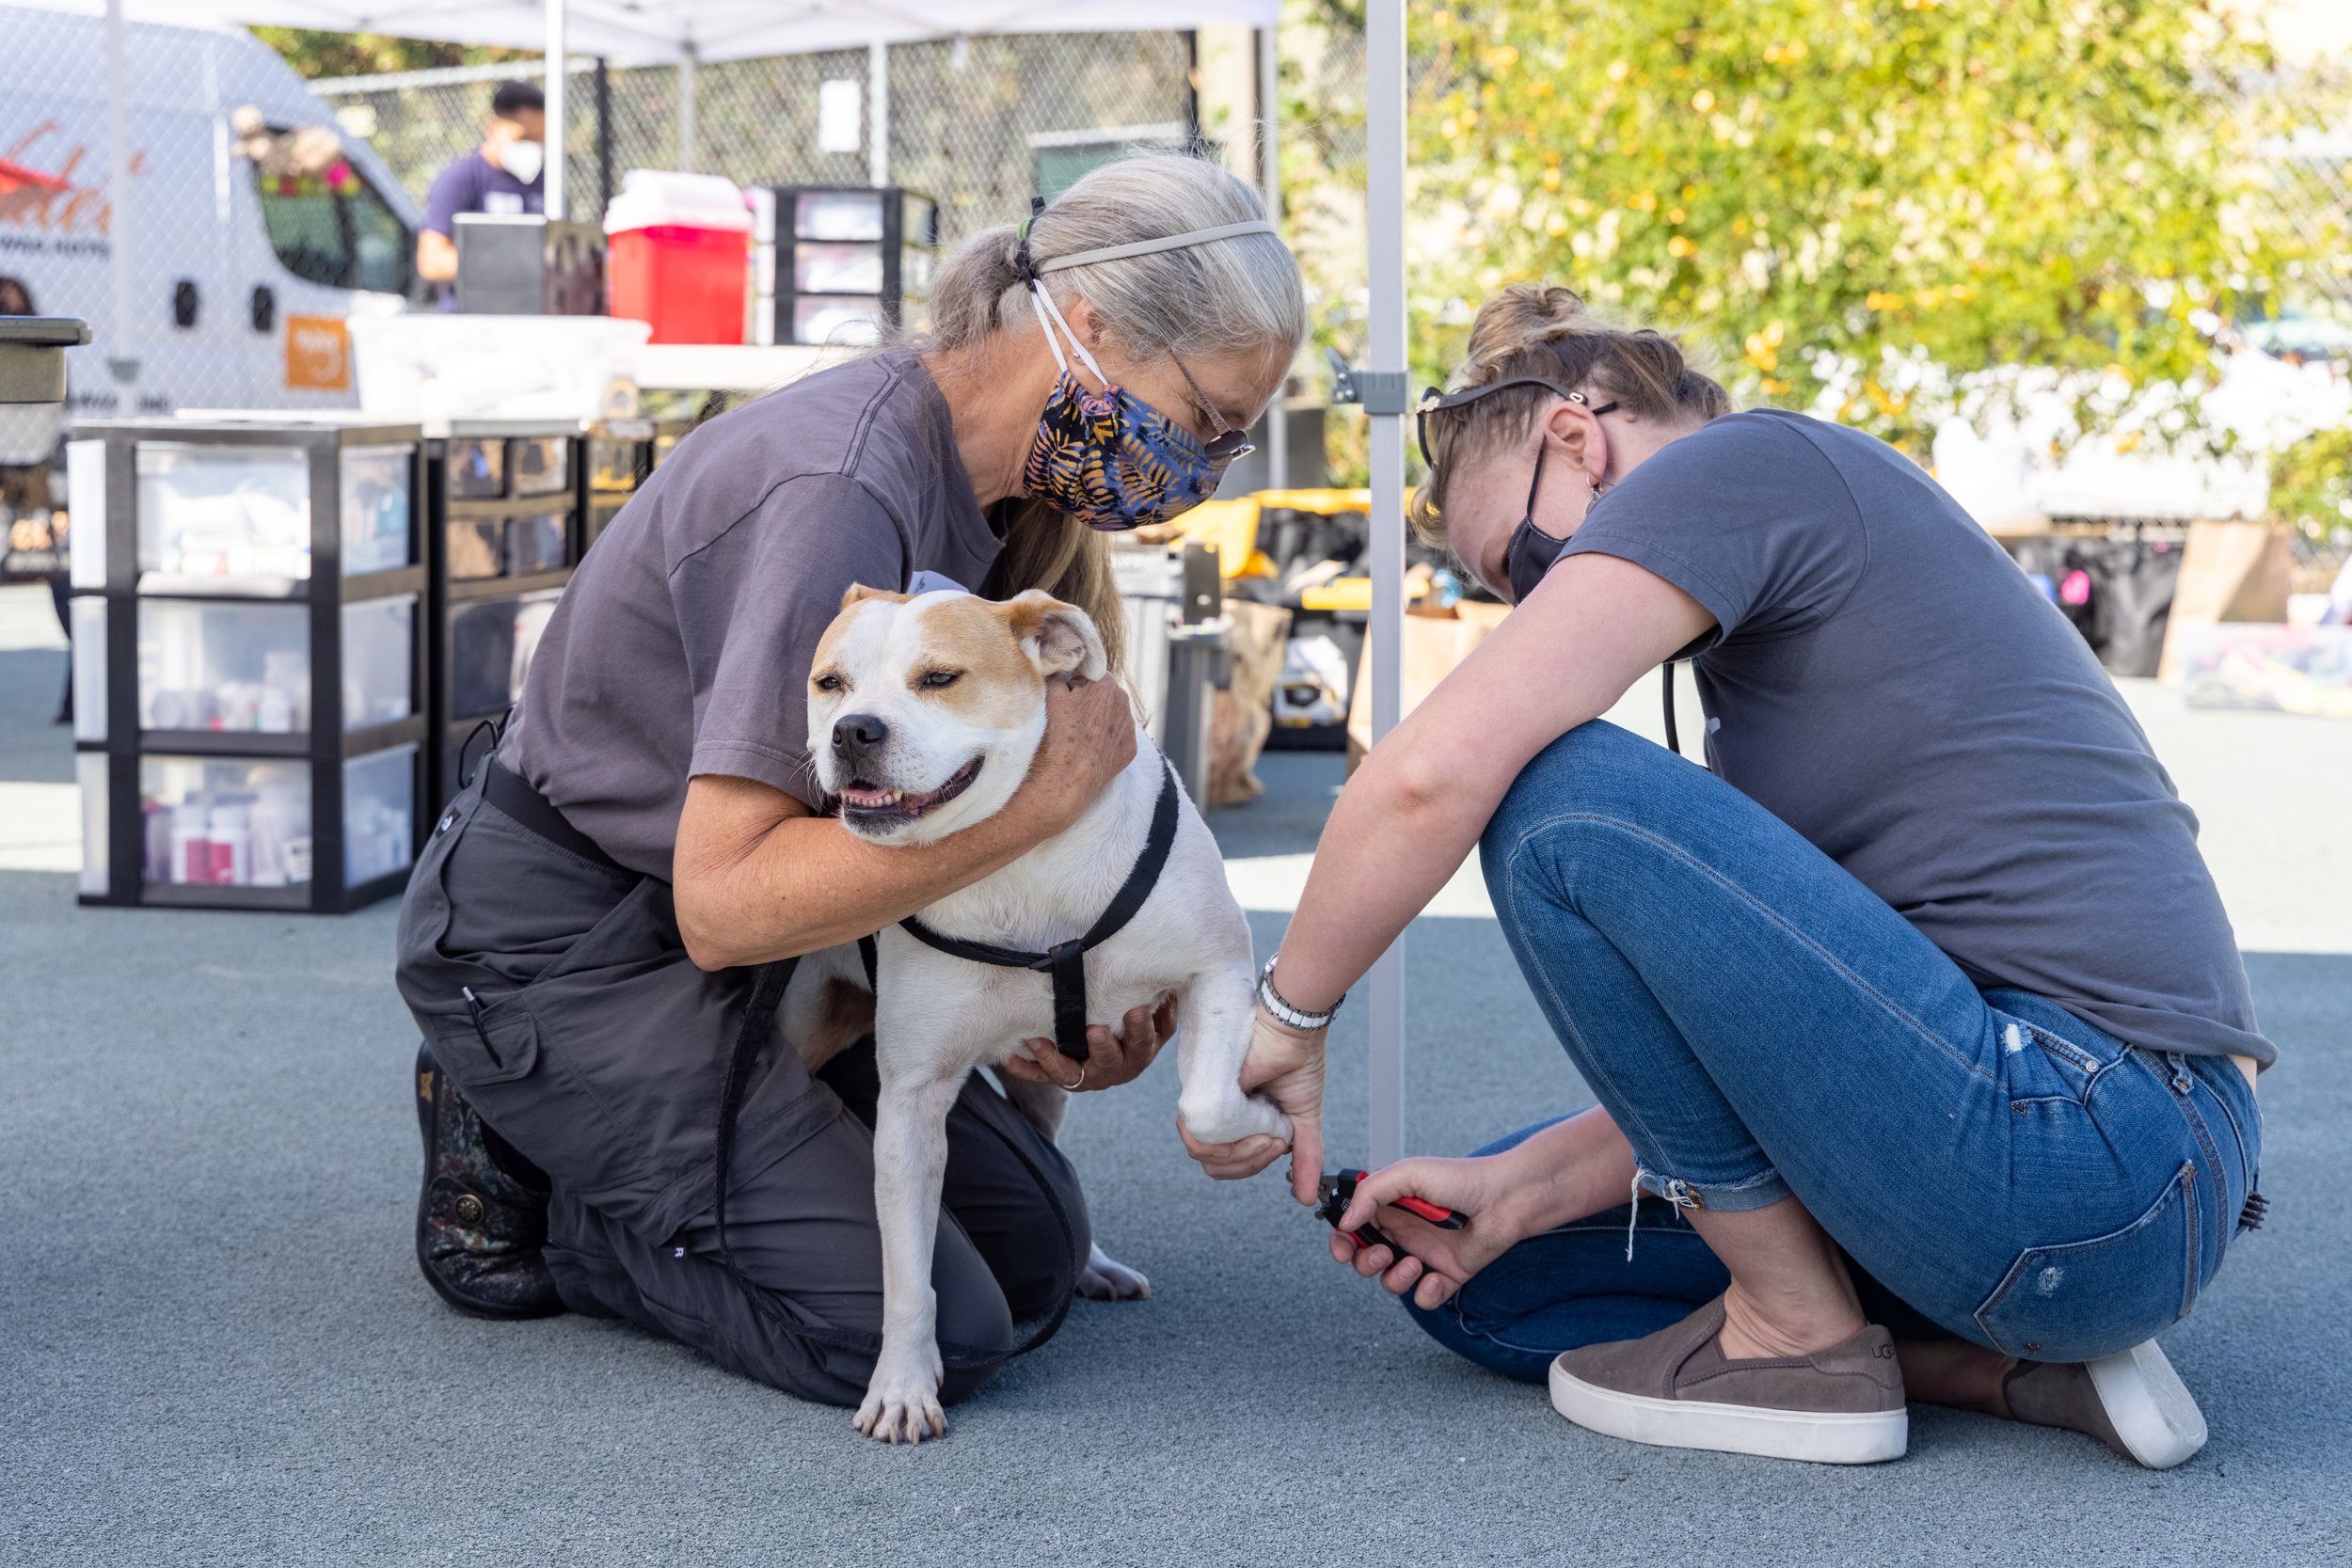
top-left (853, 1061), bottom-right (967, 1444)
top-left (1174, 958), bottom-right (1293, 1147)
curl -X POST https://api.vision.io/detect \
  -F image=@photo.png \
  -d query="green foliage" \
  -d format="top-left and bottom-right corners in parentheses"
top-left (253, 28), bottom-right (526, 81)
top-left (2270, 425), bottom-right (2352, 540)
top-left (1295, 0), bottom-right (2337, 459)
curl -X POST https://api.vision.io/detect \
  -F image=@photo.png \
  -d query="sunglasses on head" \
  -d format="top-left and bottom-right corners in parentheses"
top-left (1417, 379), bottom-right (1619, 603)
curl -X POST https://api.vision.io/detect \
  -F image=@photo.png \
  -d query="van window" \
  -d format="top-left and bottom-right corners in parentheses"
top-left (253, 150), bottom-right (414, 295)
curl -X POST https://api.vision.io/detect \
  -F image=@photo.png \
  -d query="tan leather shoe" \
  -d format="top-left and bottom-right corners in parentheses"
top-left (2004, 1341), bottom-right (2207, 1469)
top-left (1549, 1295), bottom-right (1908, 1464)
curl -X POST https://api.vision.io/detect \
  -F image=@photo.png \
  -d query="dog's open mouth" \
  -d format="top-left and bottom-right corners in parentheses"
top-left (837, 757), bottom-right (983, 829)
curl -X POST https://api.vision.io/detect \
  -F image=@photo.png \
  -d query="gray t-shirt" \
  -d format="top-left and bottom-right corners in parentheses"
top-left (501, 353), bottom-right (1002, 879)
top-left (1562, 408), bottom-right (2270, 1067)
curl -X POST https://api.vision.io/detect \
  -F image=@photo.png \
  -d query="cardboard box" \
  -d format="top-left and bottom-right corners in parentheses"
top-left (1345, 599), bottom-right (1512, 770)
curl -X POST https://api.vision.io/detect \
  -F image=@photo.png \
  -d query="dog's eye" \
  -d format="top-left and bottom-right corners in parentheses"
top-left (918, 669), bottom-right (961, 689)
top-left (814, 673), bottom-right (844, 692)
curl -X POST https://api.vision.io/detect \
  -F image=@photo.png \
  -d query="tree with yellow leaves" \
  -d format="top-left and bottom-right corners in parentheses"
top-left (1320, 0), bottom-right (2341, 452)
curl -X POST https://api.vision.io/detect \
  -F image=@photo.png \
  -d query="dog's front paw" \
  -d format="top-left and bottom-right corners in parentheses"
top-left (1179, 1090), bottom-right (1292, 1148)
top-left (852, 1351), bottom-right (946, 1445)
top-left (1076, 1242), bottom-right (1151, 1301)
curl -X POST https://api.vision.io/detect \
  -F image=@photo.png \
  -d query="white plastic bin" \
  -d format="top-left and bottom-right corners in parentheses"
top-left (136, 444), bottom-right (311, 585)
top-left (344, 743), bottom-right (418, 885)
top-left (341, 445), bottom-right (414, 575)
top-left (137, 599), bottom-right (310, 734)
top-left (350, 313), bottom-right (650, 424)
top-left (342, 594), bottom-right (416, 728)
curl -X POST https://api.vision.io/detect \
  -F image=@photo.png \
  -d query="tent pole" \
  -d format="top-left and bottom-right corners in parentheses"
top-left (868, 39), bottom-right (889, 188)
top-left (595, 56), bottom-right (613, 216)
top-left (678, 44), bottom-right (698, 174)
top-left (1365, 0), bottom-right (1407, 1168)
top-left (1257, 24), bottom-right (1286, 489)
top-left (543, 0), bottom-right (566, 219)
top-left (103, 0), bottom-right (137, 404)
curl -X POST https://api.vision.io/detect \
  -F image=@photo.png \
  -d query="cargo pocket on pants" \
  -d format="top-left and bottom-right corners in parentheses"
top-left (1974, 1162), bottom-right (2199, 1364)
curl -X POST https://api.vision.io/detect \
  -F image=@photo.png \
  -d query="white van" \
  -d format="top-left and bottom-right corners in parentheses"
top-left (0, 6), bottom-right (422, 419)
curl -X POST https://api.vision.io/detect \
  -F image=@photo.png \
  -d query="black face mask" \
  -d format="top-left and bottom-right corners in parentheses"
top-left (1500, 404), bottom-right (1617, 606)
top-left (1416, 378), bottom-right (1617, 605)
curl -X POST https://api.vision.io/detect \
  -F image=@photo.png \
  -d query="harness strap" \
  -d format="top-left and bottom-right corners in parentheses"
top-left (894, 759), bottom-right (1183, 1062)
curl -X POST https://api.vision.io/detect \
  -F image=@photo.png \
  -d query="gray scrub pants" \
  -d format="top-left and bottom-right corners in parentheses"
top-left (394, 767), bottom-right (1089, 1407)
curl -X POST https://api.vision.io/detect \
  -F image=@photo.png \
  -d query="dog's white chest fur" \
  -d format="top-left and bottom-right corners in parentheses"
top-left (871, 748), bottom-right (1236, 1074)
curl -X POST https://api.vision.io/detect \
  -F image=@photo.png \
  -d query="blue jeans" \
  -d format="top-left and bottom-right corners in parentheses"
top-left (1408, 721), bottom-right (2261, 1378)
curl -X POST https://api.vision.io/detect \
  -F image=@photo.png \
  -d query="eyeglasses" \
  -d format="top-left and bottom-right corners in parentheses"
top-left (1170, 350), bottom-right (1257, 469)
top-left (1415, 375), bottom-right (1618, 468)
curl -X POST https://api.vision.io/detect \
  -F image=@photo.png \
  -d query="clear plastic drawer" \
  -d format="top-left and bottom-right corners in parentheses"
top-left (794, 242), bottom-right (884, 295)
top-left (341, 444), bottom-right (414, 575)
top-left (78, 752), bottom-right (107, 897)
top-left (447, 588), bottom-right (563, 720)
top-left (139, 756), bottom-right (311, 888)
top-left (510, 436), bottom-right (570, 497)
top-left (71, 595), bottom-right (106, 743)
top-left (794, 295), bottom-right (883, 347)
top-left (446, 518), bottom-right (503, 579)
top-left (342, 594), bottom-right (416, 728)
top-left (137, 599), bottom-right (310, 734)
top-left (796, 189), bottom-right (884, 242)
top-left (448, 438), bottom-right (505, 499)
top-left (344, 743), bottom-right (418, 885)
top-left (504, 512), bottom-right (566, 575)
top-left (136, 444), bottom-right (310, 584)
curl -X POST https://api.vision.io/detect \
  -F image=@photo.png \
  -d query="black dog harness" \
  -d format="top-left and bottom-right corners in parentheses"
top-left (857, 759), bottom-right (1182, 1064)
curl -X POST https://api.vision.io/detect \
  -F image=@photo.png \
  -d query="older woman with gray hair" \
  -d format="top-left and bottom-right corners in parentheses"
top-left (394, 154), bottom-right (1304, 1410)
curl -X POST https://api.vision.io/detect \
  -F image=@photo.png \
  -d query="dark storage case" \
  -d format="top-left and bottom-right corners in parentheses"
top-left (426, 421), bottom-right (587, 802)
top-left (68, 418), bottom-right (428, 913)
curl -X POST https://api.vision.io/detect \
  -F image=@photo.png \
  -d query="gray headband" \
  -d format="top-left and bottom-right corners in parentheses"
top-left (1033, 219), bottom-right (1279, 276)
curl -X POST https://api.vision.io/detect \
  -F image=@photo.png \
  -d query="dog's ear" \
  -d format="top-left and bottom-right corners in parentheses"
top-left (1002, 591), bottom-right (1108, 681)
top-left (839, 582), bottom-right (913, 612)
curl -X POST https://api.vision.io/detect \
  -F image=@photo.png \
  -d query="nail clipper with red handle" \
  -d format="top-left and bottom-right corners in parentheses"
top-left (1315, 1167), bottom-right (1465, 1257)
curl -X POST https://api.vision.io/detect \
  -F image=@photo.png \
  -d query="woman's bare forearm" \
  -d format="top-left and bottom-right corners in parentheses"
top-left (1492, 1107), bottom-right (1640, 1236)
top-left (674, 779), bottom-right (1056, 969)
top-left (1272, 556), bottom-right (1715, 1014)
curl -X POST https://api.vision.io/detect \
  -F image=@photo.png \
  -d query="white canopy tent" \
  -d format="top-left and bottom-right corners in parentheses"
top-left (17, 0), bottom-right (1412, 1166)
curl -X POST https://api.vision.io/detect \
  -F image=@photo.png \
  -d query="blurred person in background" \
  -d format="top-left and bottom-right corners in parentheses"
top-left (415, 81), bottom-right (546, 307)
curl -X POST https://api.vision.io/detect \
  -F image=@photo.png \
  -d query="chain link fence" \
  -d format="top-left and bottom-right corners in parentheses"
top-left (314, 34), bottom-right (1198, 247)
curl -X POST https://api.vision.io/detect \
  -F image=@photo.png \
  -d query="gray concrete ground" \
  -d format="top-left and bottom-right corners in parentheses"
top-left (2, 584), bottom-right (2346, 1566)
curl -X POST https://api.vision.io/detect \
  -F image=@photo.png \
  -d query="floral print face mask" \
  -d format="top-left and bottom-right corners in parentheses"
top-left (1017, 280), bottom-right (1247, 531)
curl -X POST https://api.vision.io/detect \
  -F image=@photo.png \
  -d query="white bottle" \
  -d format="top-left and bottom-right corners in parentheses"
top-left (208, 803), bottom-right (252, 887)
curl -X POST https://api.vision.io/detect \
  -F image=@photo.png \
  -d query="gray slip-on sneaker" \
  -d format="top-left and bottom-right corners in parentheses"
top-left (2004, 1340), bottom-right (2207, 1470)
top-left (1549, 1295), bottom-right (1908, 1464)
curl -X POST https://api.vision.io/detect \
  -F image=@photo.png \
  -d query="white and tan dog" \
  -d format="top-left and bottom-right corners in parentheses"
top-left (783, 584), bottom-right (1289, 1444)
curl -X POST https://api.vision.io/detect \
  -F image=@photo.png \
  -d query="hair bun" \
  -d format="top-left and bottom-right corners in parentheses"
top-left (1463, 282), bottom-right (1597, 378)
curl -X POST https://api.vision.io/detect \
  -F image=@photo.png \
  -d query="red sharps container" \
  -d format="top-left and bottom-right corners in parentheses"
top-left (604, 171), bottom-right (753, 344)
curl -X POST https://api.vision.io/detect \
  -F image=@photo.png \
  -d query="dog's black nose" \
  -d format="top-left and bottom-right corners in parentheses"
top-left (831, 713), bottom-right (889, 757)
